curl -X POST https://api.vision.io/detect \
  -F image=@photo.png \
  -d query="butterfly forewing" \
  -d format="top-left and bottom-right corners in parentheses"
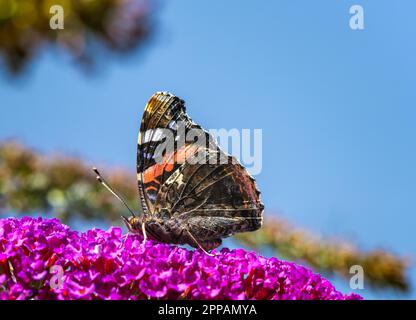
top-left (137, 93), bottom-right (188, 213)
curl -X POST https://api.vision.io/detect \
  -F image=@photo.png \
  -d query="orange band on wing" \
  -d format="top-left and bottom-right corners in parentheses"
top-left (142, 145), bottom-right (201, 184)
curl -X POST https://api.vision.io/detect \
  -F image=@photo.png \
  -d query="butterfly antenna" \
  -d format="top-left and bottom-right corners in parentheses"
top-left (92, 167), bottom-right (136, 217)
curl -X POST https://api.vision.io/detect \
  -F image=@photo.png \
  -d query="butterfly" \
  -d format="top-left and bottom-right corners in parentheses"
top-left (94, 92), bottom-right (264, 254)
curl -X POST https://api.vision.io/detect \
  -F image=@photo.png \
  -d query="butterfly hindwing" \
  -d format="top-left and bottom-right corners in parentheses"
top-left (157, 157), bottom-right (264, 240)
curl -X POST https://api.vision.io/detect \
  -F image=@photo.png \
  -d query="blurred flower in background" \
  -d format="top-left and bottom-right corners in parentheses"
top-left (0, 0), bottom-right (152, 74)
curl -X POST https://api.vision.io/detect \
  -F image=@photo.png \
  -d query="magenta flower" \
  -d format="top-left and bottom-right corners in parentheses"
top-left (0, 217), bottom-right (362, 300)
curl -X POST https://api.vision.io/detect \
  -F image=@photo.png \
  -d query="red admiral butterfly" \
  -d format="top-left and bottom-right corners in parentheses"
top-left (94, 92), bottom-right (264, 254)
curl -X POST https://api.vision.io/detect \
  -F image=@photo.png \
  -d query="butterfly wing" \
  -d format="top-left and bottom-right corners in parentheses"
top-left (137, 92), bottom-right (263, 244)
top-left (137, 92), bottom-right (200, 215)
top-left (157, 155), bottom-right (264, 242)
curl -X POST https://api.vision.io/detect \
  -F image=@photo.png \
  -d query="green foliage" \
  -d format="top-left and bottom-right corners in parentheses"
top-left (0, 141), bottom-right (137, 222)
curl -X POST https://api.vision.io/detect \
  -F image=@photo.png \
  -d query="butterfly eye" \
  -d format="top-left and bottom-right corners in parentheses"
top-left (130, 217), bottom-right (141, 228)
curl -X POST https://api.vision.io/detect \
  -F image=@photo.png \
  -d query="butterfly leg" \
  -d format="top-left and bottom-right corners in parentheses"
top-left (185, 229), bottom-right (215, 256)
top-left (141, 221), bottom-right (148, 248)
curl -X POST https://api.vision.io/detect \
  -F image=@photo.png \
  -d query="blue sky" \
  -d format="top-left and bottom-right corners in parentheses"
top-left (0, 1), bottom-right (415, 299)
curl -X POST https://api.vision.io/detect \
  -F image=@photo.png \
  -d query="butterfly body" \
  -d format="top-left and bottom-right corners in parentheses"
top-left (125, 215), bottom-right (223, 250)
top-left (125, 92), bottom-right (264, 251)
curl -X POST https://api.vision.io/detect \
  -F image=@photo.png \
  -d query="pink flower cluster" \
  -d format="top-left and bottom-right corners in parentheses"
top-left (0, 217), bottom-right (361, 300)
